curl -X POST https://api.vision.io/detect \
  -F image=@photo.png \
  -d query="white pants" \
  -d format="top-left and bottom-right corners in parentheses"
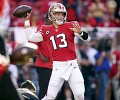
top-left (42, 59), bottom-right (85, 100)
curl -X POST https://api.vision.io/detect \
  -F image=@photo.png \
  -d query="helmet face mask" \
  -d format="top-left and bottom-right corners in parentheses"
top-left (48, 3), bottom-right (67, 25)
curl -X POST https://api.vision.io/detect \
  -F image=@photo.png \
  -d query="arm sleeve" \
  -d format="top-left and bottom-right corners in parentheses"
top-left (74, 31), bottom-right (91, 42)
top-left (24, 28), bottom-right (43, 42)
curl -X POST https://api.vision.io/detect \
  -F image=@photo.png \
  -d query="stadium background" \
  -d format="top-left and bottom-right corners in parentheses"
top-left (1, 0), bottom-right (120, 100)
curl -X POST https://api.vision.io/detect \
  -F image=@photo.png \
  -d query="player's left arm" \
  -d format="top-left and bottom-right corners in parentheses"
top-left (70, 21), bottom-right (91, 41)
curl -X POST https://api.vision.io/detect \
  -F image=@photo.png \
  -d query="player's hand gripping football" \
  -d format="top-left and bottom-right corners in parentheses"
top-left (70, 21), bottom-right (82, 33)
top-left (24, 12), bottom-right (31, 21)
top-left (24, 12), bottom-right (31, 28)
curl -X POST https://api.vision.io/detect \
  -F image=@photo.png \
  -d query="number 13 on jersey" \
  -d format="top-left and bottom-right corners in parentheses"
top-left (50, 33), bottom-right (68, 50)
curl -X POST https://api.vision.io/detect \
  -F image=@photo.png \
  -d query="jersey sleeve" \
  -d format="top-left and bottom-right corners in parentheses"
top-left (39, 25), bottom-right (48, 41)
top-left (67, 22), bottom-right (75, 36)
top-left (25, 27), bottom-right (43, 42)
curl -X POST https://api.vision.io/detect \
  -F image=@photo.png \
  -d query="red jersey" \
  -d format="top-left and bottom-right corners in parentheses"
top-left (35, 41), bottom-right (53, 69)
top-left (41, 22), bottom-right (76, 61)
top-left (109, 50), bottom-right (120, 78)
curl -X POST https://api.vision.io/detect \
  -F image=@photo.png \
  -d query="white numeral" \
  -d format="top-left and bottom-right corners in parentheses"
top-left (50, 34), bottom-right (68, 50)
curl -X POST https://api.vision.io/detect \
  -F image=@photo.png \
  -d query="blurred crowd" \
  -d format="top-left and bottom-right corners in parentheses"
top-left (0, 0), bottom-right (120, 100)
top-left (10, 0), bottom-right (120, 27)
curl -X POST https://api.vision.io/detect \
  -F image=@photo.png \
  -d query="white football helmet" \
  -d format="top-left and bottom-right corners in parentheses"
top-left (48, 3), bottom-right (67, 25)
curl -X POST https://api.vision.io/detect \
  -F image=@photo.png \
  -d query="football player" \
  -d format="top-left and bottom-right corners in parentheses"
top-left (24, 3), bottom-right (91, 100)
top-left (34, 13), bottom-right (53, 100)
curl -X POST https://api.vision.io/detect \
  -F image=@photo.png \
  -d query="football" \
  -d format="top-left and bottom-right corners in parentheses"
top-left (13, 5), bottom-right (32, 18)
top-left (10, 43), bottom-right (38, 65)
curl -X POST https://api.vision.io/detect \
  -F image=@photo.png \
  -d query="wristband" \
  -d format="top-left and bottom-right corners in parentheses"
top-left (79, 31), bottom-right (83, 36)
top-left (24, 20), bottom-right (30, 26)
